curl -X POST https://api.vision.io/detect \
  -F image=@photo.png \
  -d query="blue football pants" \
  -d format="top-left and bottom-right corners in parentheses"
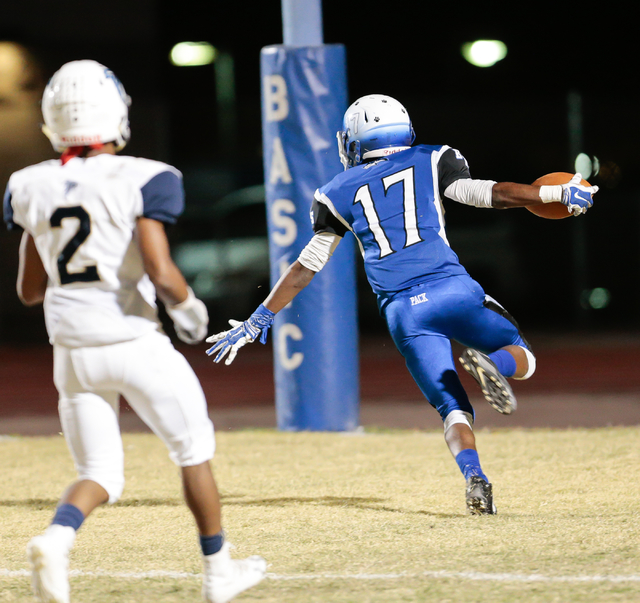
top-left (383, 275), bottom-right (531, 421)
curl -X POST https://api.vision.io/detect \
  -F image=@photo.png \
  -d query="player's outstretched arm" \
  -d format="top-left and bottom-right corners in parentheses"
top-left (17, 231), bottom-right (48, 306)
top-left (263, 260), bottom-right (316, 314)
top-left (492, 173), bottom-right (598, 215)
top-left (136, 217), bottom-right (208, 344)
top-left (206, 260), bottom-right (316, 365)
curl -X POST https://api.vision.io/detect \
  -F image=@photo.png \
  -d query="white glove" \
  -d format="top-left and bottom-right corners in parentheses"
top-left (165, 287), bottom-right (209, 344)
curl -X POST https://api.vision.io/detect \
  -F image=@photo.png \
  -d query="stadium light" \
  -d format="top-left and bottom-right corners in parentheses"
top-left (461, 40), bottom-right (507, 67)
top-left (575, 152), bottom-right (600, 180)
top-left (170, 42), bottom-right (216, 67)
top-left (581, 287), bottom-right (611, 310)
top-left (169, 42), bottom-right (237, 152)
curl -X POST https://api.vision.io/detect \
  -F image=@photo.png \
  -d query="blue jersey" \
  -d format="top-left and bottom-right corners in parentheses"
top-left (312, 144), bottom-right (472, 298)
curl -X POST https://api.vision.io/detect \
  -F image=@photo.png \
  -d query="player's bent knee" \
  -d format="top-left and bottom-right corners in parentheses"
top-left (79, 473), bottom-right (125, 504)
top-left (513, 346), bottom-right (536, 380)
top-left (443, 410), bottom-right (474, 433)
top-left (169, 423), bottom-right (216, 467)
top-left (105, 480), bottom-right (125, 504)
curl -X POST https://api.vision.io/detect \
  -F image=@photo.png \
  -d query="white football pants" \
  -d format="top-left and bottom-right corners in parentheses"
top-left (53, 329), bottom-right (215, 503)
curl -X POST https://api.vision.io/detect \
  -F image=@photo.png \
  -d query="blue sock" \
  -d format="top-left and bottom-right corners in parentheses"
top-left (200, 531), bottom-right (225, 556)
top-left (488, 349), bottom-right (517, 378)
top-left (51, 503), bottom-right (85, 531)
top-left (455, 449), bottom-right (488, 482)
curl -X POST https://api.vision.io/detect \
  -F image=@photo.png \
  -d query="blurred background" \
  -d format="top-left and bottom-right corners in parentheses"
top-left (1, 0), bottom-right (637, 345)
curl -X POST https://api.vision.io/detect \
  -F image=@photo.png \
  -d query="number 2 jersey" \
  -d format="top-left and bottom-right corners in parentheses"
top-left (3, 154), bottom-right (184, 347)
top-left (311, 144), bottom-right (477, 305)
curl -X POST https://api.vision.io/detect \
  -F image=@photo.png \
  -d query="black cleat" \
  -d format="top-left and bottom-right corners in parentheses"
top-left (466, 476), bottom-right (497, 515)
top-left (459, 348), bottom-right (517, 415)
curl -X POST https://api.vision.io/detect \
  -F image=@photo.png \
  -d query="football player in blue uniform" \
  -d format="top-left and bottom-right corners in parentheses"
top-left (206, 94), bottom-right (598, 514)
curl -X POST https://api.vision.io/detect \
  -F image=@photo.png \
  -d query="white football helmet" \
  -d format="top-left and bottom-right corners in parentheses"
top-left (41, 60), bottom-right (131, 152)
top-left (337, 94), bottom-right (415, 169)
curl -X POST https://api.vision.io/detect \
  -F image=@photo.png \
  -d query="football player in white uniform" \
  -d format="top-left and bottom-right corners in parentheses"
top-left (3, 60), bottom-right (266, 603)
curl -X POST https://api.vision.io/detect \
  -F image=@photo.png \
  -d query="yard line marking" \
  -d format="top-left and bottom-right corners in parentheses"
top-left (3, 568), bottom-right (640, 583)
top-left (268, 571), bottom-right (640, 583)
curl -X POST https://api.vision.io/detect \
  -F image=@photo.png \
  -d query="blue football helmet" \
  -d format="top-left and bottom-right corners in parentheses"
top-left (337, 94), bottom-right (415, 169)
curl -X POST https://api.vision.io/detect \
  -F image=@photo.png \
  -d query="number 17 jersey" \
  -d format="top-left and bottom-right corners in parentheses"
top-left (313, 144), bottom-right (472, 299)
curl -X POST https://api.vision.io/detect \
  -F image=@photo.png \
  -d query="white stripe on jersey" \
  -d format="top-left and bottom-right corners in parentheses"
top-left (314, 190), bottom-right (365, 257)
top-left (430, 145), bottom-right (451, 247)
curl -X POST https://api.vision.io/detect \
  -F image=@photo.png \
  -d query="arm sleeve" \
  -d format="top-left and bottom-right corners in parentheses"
top-left (140, 170), bottom-right (185, 224)
top-left (444, 178), bottom-right (496, 208)
top-left (310, 196), bottom-right (349, 237)
top-left (298, 232), bottom-right (342, 273)
top-left (437, 147), bottom-right (472, 199)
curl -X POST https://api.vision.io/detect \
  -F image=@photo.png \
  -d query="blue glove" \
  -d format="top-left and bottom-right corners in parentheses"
top-left (205, 304), bottom-right (275, 365)
top-left (561, 173), bottom-right (599, 216)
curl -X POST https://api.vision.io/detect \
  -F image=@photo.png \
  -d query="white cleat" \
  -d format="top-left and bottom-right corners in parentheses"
top-left (27, 525), bottom-right (76, 603)
top-left (459, 348), bottom-right (517, 415)
top-left (202, 542), bottom-right (267, 603)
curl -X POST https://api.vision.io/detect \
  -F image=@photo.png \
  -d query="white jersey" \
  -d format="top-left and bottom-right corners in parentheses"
top-left (4, 153), bottom-right (185, 347)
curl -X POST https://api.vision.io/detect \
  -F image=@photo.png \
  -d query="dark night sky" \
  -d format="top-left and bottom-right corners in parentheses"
top-left (2, 1), bottom-right (638, 337)
top-left (4, 1), bottom-right (636, 180)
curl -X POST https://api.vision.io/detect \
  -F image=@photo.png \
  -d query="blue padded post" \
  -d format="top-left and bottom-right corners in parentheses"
top-left (260, 44), bottom-right (359, 431)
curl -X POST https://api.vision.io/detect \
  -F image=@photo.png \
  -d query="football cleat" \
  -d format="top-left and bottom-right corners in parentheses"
top-left (202, 542), bottom-right (267, 603)
top-left (459, 348), bottom-right (517, 415)
top-left (466, 476), bottom-right (497, 515)
top-left (27, 525), bottom-right (76, 603)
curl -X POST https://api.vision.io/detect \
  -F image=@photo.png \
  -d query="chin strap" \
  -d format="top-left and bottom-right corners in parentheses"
top-left (60, 144), bottom-right (105, 165)
top-left (336, 131), bottom-right (350, 170)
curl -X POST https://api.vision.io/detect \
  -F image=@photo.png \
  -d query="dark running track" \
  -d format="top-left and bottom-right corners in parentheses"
top-left (1, 331), bottom-right (640, 436)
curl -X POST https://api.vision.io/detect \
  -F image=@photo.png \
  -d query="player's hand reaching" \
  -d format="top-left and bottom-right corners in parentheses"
top-left (206, 304), bottom-right (275, 365)
top-left (561, 173), bottom-right (599, 216)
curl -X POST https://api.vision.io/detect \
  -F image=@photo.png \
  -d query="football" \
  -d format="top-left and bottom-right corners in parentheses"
top-left (527, 172), bottom-right (592, 219)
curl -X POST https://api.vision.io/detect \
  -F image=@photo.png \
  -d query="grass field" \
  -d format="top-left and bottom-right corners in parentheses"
top-left (2, 426), bottom-right (640, 602)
